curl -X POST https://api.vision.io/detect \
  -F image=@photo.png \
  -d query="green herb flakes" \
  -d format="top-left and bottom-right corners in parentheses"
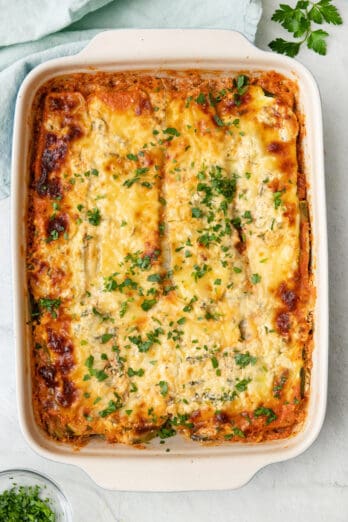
top-left (254, 406), bottom-right (277, 424)
top-left (0, 485), bottom-right (56, 522)
top-left (87, 207), bottom-right (101, 226)
top-left (158, 380), bottom-right (169, 396)
top-left (251, 273), bottom-right (261, 284)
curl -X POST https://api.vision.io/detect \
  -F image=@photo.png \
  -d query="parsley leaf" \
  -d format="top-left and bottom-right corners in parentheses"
top-left (251, 273), bottom-right (261, 284)
top-left (269, 38), bottom-right (301, 57)
top-left (127, 153), bottom-right (138, 161)
top-left (87, 207), bottom-right (101, 226)
top-left (191, 207), bottom-right (203, 218)
top-left (38, 297), bottom-right (61, 318)
top-left (163, 127), bottom-right (180, 137)
top-left (99, 398), bottom-right (122, 417)
top-left (127, 367), bottom-right (145, 377)
top-left (309, 0), bottom-right (343, 25)
top-left (234, 352), bottom-right (257, 368)
top-left (272, 3), bottom-right (310, 37)
top-left (141, 299), bottom-right (157, 311)
top-left (158, 380), bottom-right (169, 396)
top-left (307, 29), bottom-right (329, 54)
top-left (254, 406), bottom-right (277, 425)
top-left (192, 263), bottom-right (211, 281)
top-left (196, 93), bottom-right (207, 105)
top-left (269, 0), bottom-right (343, 57)
top-left (101, 333), bottom-right (113, 344)
top-left (235, 378), bottom-right (251, 392)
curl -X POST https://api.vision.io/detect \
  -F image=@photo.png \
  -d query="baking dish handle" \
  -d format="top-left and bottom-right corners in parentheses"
top-left (76, 455), bottom-right (269, 491)
top-left (75, 29), bottom-right (265, 63)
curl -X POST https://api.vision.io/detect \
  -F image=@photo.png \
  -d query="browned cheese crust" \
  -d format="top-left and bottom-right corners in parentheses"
top-left (27, 71), bottom-right (314, 445)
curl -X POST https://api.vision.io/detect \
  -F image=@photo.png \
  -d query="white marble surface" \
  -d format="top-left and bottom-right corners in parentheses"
top-left (1, 1), bottom-right (348, 520)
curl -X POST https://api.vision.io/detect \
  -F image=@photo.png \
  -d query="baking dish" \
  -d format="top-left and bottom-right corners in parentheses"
top-left (11, 29), bottom-right (328, 491)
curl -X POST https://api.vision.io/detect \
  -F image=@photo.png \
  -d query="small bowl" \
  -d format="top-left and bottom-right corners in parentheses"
top-left (0, 469), bottom-right (72, 521)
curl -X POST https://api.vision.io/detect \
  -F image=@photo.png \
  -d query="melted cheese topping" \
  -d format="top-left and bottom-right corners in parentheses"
top-left (27, 72), bottom-right (313, 444)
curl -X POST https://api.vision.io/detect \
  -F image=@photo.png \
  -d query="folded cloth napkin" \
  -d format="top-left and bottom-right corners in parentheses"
top-left (0, 0), bottom-right (262, 198)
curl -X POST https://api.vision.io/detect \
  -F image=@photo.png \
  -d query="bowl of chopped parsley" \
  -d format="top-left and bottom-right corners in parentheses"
top-left (0, 469), bottom-right (72, 521)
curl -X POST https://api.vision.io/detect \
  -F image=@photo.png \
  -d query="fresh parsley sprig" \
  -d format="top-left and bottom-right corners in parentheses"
top-left (269, 0), bottom-right (343, 57)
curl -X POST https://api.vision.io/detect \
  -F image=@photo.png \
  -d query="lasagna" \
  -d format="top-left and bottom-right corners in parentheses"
top-left (27, 71), bottom-right (314, 445)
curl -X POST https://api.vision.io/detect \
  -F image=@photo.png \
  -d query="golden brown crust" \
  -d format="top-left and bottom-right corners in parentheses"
top-left (27, 71), bottom-right (314, 446)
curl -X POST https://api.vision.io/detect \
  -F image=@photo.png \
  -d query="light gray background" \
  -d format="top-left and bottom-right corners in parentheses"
top-left (1, 1), bottom-right (347, 520)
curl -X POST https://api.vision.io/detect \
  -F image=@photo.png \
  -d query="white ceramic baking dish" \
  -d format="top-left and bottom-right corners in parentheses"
top-left (11, 29), bottom-right (328, 491)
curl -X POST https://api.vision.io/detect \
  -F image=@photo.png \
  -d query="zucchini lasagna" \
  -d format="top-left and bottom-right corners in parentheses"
top-left (27, 71), bottom-right (314, 445)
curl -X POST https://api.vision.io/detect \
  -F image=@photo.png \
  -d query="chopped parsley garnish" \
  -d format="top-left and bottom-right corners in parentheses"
top-left (163, 127), bottom-right (180, 137)
top-left (193, 165), bottom-right (237, 254)
top-left (127, 153), bottom-right (138, 161)
top-left (103, 273), bottom-right (119, 292)
top-left (183, 295), bottom-right (198, 312)
top-left (211, 356), bottom-right (219, 369)
top-left (196, 93), bottom-right (207, 105)
top-left (234, 352), bottom-right (257, 368)
top-left (129, 327), bottom-right (164, 353)
top-left (235, 378), bottom-right (252, 392)
top-left (251, 273), bottom-right (261, 284)
top-left (92, 307), bottom-right (113, 322)
top-left (125, 250), bottom-right (158, 272)
top-left (242, 210), bottom-right (253, 224)
top-left (87, 207), bottom-right (101, 226)
top-left (84, 168), bottom-right (99, 177)
top-left (0, 485), bottom-right (56, 521)
top-left (192, 263), bottom-right (211, 281)
top-left (213, 114), bottom-right (224, 127)
top-left (231, 216), bottom-right (241, 229)
top-left (130, 382), bottom-right (138, 393)
top-left (101, 333), bottom-right (113, 344)
top-left (99, 397), bottom-right (122, 417)
top-left (159, 222), bottom-right (165, 236)
top-left (158, 380), bottom-right (169, 396)
top-left (45, 229), bottom-right (59, 243)
top-left (123, 167), bottom-right (150, 188)
top-left (254, 406), bottom-right (277, 424)
top-left (147, 273), bottom-right (162, 283)
top-left (236, 74), bottom-right (249, 92)
top-left (37, 297), bottom-right (61, 318)
top-left (273, 191), bottom-right (284, 209)
top-left (84, 355), bottom-right (108, 382)
top-left (141, 299), bottom-right (157, 311)
top-left (185, 95), bottom-right (193, 108)
top-left (119, 301), bottom-right (129, 317)
top-left (191, 207), bottom-right (203, 218)
top-left (273, 372), bottom-right (289, 398)
top-left (171, 413), bottom-right (194, 429)
top-left (233, 427), bottom-right (245, 438)
top-left (127, 367), bottom-right (145, 377)
top-left (85, 355), bottom-right (94, 369)
top-left (158, 420), bottom-right (177, 439)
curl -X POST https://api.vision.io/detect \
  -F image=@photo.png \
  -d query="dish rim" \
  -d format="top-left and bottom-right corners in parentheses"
top-left (11, 29), bottom-right (328, 491)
